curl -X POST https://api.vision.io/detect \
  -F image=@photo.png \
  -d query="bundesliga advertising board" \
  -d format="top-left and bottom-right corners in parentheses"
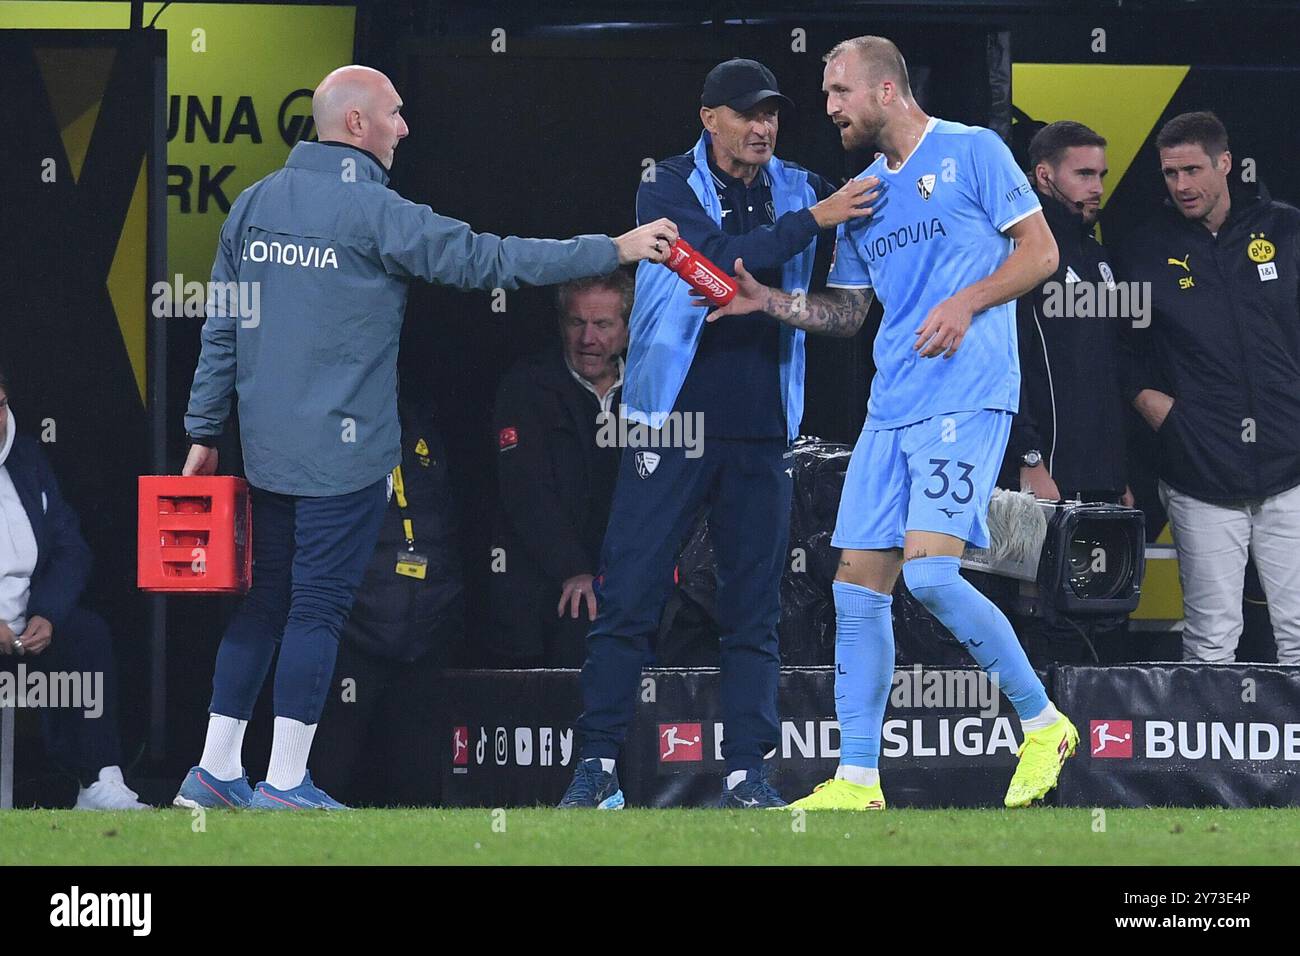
top-left (0, 0), bottom-right (1293, 937)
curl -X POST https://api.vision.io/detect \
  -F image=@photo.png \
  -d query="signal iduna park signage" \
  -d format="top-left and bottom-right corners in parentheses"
top-left (0, 2), bottom-right (357, 283)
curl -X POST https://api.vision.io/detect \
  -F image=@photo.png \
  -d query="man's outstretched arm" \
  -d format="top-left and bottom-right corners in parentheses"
top-left (375, 192), bottom-right (678, 290)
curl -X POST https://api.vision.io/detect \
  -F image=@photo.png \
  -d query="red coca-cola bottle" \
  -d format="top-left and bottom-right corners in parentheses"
top-left (664, 238), bottom-right (737, 306)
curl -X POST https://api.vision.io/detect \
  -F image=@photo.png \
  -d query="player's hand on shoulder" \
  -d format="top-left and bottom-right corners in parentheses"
top-left (914, 293), bottom-right (974, 359)
top-left (812, 176), bottom-right (882, 229)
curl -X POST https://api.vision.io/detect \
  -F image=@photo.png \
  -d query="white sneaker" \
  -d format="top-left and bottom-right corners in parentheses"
top-left (74, 766), bottom-right (151, 810)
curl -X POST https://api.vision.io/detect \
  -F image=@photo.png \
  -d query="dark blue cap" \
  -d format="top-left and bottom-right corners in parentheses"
top-left (701, 58), bottom-right (793, 112)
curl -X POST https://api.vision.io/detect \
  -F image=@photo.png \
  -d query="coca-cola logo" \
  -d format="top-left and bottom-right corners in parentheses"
top-left (688, 263), bottom-right (728, 298)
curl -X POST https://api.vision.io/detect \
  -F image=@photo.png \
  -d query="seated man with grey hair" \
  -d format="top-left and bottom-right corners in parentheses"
top-left (488, 270), bottom-right (634, 667)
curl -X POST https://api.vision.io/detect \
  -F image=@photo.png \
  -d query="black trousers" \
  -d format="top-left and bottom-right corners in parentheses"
top-left (1, 606), bottom-right (123, 785)
top-left (578, 438), bottom-right (792, 771)
top-left (309, 641), bottom-right (441, 806)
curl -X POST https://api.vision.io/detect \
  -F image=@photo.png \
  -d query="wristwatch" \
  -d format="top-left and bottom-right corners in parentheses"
top-left (1021, 449), bottom-right (1043, 468)
top-left (186, 433), bottom-right (219, 448)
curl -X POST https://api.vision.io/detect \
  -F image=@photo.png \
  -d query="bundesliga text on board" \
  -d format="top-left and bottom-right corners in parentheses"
top-left (1090, 718), bottom-right (1300, 761)
top-left (655, 716), bottom-right (1028, 767)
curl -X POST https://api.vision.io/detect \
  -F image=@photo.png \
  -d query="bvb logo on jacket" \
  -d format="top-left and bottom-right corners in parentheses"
top-left (1248, 232), bottom-right (1278, 281)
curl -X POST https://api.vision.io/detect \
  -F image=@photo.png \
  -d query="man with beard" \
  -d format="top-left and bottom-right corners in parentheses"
top-left (704, 37), bottom-right (1068, 810)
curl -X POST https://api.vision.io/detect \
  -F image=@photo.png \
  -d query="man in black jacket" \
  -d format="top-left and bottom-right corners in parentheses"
top-left (1003, 121), bottom-right (1132, 507)
top-left (311, 395), bottom-right (463, 806)
top-left (989, 121), bottom-right (1135, 664)
top-left (1119, 111), bottom-right (1300, 665)
top-left (487, 271), bottom-right (632, 667)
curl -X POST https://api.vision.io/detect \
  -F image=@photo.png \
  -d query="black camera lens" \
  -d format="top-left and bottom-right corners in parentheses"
top-left (1067, 522), bottom-right (1133, 599)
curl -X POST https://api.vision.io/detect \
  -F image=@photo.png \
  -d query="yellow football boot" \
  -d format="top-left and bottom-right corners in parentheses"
top-left (1004, 713), bottom-right (1079, 808)
top-left (784, 778), bottom-right (886, 810)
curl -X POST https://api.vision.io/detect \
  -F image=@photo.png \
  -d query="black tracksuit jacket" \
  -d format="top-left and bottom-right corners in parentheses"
top-left (1116, 188), bottom-right (1300, 502)
top-left (1003, 194), bottom-right (1126, 494)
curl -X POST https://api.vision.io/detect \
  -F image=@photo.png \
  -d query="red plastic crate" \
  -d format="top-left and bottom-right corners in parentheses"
top-left (138, 476), bottom-right (252, 593)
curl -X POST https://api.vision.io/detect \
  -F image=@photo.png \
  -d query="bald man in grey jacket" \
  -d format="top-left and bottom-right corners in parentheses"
top-left (175, 65), bottom-right (677, 811)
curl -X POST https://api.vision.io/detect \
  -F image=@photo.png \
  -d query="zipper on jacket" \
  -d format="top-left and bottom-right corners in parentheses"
top-left (1211, 227), bottom-right (1261, 497)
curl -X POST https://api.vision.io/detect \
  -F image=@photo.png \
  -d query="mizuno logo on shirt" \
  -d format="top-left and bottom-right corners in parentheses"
top-left (241, 238), bottom-right (339, 269)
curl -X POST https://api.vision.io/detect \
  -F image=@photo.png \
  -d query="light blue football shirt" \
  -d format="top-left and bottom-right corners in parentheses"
top-left (827, 117), bottom-right (1041, 430)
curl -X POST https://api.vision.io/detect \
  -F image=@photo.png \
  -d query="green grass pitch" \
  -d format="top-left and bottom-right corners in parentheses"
top-left (0, 807), bottom-right (1295, 865)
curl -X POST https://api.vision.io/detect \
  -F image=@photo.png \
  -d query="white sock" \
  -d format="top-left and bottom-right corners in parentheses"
top-left (836, 764), bottom-right (880, 787)
top-left (1021, 701), bottom-right (1061, 733)
top-left (265, 716), bottom-right (317, 790)
top-left (726, 769), bottom-right (749, 790)
top-left (599, 758), bottom-right (615, 774)
top-left (199, 714), bottom-right (247, 780)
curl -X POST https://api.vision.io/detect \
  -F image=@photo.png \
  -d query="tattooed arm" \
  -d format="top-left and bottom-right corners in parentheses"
top-left (695, 257), bottom-right (874, 337)
top-left (758, 285), bottom-right (874, 338)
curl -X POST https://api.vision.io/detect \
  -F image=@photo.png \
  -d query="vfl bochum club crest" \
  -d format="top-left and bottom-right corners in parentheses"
top-left (916, 173), bottom-right (936, 200)
top-left (635, 451), bottom-right (661, 478)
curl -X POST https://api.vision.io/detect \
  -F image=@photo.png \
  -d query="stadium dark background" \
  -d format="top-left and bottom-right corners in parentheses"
top-left (9, 0), bottom-right (1300, 792)
top-left (152, 0), bottom-right (1300, 783)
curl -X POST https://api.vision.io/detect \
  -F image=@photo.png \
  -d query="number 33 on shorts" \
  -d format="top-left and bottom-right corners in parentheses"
top-left (829, 409), bottom-right (1012, 552)
top-left (923, 458), bottom-right (976, 503)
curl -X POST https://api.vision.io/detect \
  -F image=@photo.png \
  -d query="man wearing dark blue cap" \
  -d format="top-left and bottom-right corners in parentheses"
top-left (559, 59), bottom-right (879, 809)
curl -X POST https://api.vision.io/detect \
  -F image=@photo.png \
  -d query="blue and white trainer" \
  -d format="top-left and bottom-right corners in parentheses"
top-left (249, 772), bottom-right (349, 810)
top-left (718, 765), bottom-right (787, 808)
top-left (173, 765), bottom-right (254, 809)
top-left (557, 757), bottom-right (624, 809)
